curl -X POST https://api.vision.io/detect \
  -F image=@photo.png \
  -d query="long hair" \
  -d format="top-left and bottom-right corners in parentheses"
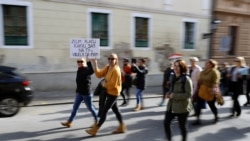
top-left (175, 59), bottom-right (188, 74)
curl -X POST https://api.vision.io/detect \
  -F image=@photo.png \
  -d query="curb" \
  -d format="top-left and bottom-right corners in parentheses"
top-left (29, 93), bottom-right (162, 107)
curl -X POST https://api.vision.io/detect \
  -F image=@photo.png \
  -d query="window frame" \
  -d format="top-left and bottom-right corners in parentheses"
top-left (131, 13), bottom-right (152, 50)
top-left (0, 0), bottom-right (33, 49)
top-left (181, 18), bottom-right (198, 50)
top-left (87, 8), bottom-right (112, 49)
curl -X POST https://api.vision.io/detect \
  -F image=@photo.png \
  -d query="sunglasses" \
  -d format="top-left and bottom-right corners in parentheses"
top-left (108, 58), bottom-right (116, 61)
top-left (77, 61), bottom-right (83, 63)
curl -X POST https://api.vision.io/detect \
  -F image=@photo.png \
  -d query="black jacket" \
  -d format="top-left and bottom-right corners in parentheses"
top-left (162, 67), bottom-right (174, 88)
top-left (76, 61), bottom-right (94, 94)
top-left (132, 65), bottom-right (148, 90)
top-left (228, 66), bottom-right (244, 94)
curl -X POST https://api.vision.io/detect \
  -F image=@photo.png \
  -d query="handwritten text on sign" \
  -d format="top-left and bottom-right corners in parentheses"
top-left (70, 38), bottom-right (100, 58)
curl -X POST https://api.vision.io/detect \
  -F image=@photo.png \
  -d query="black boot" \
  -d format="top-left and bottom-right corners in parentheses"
top-left (214, 116), bottom-right (218, 123)
top-left (120, 101), bottom-right (127, 107)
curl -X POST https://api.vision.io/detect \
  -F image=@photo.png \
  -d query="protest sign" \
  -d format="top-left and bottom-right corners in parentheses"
top-left (70, 38), bottom-right (100, 58)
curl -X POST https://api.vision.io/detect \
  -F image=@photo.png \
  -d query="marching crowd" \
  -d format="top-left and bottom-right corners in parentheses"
top-left (59, 53), bottom-right (250, 141)
top-left (160, 56), bottom-right (250, 141)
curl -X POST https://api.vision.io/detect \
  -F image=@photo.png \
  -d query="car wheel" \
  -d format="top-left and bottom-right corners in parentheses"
top-left (0, 97), bottom-right (20, 117)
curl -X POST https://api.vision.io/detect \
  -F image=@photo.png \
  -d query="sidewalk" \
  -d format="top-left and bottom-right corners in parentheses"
top-left (30, 86), bottom-right (163, 106)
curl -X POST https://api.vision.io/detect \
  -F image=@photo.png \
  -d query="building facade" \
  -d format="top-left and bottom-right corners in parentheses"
top-left (0, 0), bottom-right (211, 90)
top-left (212, 0), bottom-right (250, 65)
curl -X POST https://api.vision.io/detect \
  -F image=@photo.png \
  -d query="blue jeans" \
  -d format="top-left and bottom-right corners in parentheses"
top-left (135, 89), bottom-right (144, 105)
top-left (68, 93), bottom-right (98, 122)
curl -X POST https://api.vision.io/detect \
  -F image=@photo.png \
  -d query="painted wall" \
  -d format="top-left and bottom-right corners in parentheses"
top-left (0, 0), bottom-right (211, 91)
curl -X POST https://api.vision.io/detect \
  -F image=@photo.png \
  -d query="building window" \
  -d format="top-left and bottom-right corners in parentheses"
top-left (0, 1), bottom-right (33, 48)
top-left (228, 26), bottom-right (237, 55)
top-left (88, 9), bottom-right (111, 48)
top-left (135, 17), bottom-right (148, 47)
top-left (91, 13), bottom-right (109, 46)
top-left (3, 5), bottom-right (27, 45)
top-left (183, 21), bottom-right (196, 49)
top-left (132, 14), bottom-right (151, 49)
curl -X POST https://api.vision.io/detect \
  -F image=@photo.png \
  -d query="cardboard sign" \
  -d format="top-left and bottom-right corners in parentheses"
top-left (70, 38), bottom-right (100, 58)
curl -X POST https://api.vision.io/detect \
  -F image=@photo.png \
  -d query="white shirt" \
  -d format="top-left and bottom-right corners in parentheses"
top-left (190, 64), bottom-right (202, 93)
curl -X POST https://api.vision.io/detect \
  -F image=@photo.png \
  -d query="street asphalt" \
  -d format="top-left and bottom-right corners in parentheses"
top-left (26, 86), bottom-right (250, 141)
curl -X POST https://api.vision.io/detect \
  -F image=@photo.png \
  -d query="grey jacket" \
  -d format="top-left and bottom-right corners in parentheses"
top-left (166, 75), bottom-right (193, 113)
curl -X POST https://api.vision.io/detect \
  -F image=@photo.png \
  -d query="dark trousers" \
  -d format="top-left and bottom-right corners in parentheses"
top-left (160, 87), bottom-right (170, 102)
top-left (98, 89), bottom-right (106, 117)
top-left (245, 80), bottom-right (250, 103)
top-left (98, 93), bottom-right (123, 127)
top-left (164, 111), bottom-right (189, 141)
top-left (195, 96), bottom-right (217, 120)
top-left (232, 92), bottom-right (241, 115)
top-left (229, 81), bottom-right (241, 115)
top-left (120, 84), bottom-right (130, 103)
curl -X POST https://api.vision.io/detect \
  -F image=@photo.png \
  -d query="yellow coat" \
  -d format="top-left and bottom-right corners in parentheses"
top-left (94, 65), bottom-right (122, 96)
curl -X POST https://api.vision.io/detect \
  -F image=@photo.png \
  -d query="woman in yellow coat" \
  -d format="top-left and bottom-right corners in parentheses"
top-left (85, 53), bottom-right (126, 136)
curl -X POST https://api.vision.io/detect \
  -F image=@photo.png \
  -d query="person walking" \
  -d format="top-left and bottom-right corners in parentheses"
top-left (219, 62), bottom-right (230, 96)
top-left (61, 58), bottom-right (98, 128)
top-left (193, 59), bottom-right (221, 125)
top-left (120, 58), bottom-right (133, 106)
top-left (227, 56), bottom-right (246, 117)
top-left (131, 58), bottom-right (148, 111)
top-left (189, 57), bottom-right (203, 116)
top-left (85, 53), bottom-right (126, 136)
top-left (158, 62), bottom-right (174, 106)
top-left (164, 59), bottom-right (193, 141)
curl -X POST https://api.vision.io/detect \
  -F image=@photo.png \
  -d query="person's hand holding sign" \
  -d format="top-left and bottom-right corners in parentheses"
top-left (91, 58), bottom-right (98, 71)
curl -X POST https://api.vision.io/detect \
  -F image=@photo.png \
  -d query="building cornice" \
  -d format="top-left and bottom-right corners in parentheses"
top-left (215, 8), bottom-right (250, 16)
top-left (44, 0), bottom-right (210, 19)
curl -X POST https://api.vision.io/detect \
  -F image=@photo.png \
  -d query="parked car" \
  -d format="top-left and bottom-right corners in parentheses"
top-left (0, 66), bottom-right (33, 117)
